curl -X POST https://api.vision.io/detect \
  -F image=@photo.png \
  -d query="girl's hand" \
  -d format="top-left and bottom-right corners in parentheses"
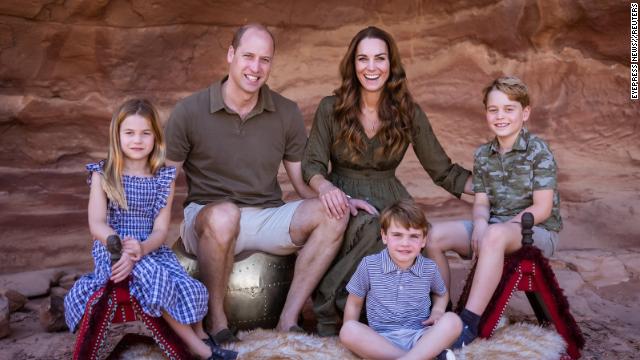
top-left (122, 237), bottom-right (143, 261)
top-left (110, 252), bottom-right (135, 283)
top-left (317, 182), bottom-right (349, 219)
top-left (347, 198), bottom-right (379, 216)
top-left (422, 309), bottom-right (444, 326)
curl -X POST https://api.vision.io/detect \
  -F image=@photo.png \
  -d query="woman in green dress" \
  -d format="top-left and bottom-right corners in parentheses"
top-left (302, 26), bottom-right (473, 336)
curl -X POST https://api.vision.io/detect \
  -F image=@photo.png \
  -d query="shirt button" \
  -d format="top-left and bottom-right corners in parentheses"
top-left (399, 286), bottom-right (404, 290)
top-left (396, 270), bottom-right (401, 275)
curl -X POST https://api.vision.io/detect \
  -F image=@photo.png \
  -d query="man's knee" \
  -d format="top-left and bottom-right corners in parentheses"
top-left (305, 198), bottom-right (349, 233)
top-left (196, 202), bottom-right (241, 246)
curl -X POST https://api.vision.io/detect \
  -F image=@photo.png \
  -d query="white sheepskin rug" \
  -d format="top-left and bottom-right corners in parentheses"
top-left (451, 322), bottom-right (566, 360)
top-left (111, 322), bottom-right (566, 359)
top-left (227, 328), bottom-right (359, 359)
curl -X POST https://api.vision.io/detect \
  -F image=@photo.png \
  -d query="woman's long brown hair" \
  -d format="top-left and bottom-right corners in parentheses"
top-left (333, 26), bottom-right (415, 160)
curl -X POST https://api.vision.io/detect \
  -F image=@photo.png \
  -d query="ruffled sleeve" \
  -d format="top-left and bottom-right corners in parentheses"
top-left (86, 160), bottom-right (105, 186)
top-left (153, 166), bottom-right (177, 218)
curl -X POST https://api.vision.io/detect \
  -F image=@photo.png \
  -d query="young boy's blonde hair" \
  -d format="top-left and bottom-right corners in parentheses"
top-left (482, 76), bottom-right (530, 108)
top-left (380, 199), bottom-right (430, 236)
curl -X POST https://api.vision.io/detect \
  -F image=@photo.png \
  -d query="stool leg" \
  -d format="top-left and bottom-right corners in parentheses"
top-left (73, 287), bottom-right (117, 360)
top-left (525, 292), bottom-right (551, 324)
top-left (131, 300), bottom-right (192, 360)
top-left (531, 279), bottom-right (582, 359)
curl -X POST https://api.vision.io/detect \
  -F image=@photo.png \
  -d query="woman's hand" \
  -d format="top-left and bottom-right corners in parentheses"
top-left (122, 237), bottom-right (143, 261)
top-left (317, 182), bottom-right (350, 219)
top-left (347, 198), bottom-right (379, 216)
top-left (110, 252), bottom-right (136, 283)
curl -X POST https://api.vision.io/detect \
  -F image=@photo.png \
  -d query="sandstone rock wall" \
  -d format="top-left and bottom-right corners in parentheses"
top-left (1, 0), bottom-right (638, 273)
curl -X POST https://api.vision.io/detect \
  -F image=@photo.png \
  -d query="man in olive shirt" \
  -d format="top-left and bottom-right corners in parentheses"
top-left (165, 24), bottom-right (349, 342)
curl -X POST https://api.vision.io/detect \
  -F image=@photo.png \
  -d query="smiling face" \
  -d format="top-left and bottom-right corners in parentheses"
top-left (119, 114), bottom-right (155, 161)
top-left (226, 27), bottom-right (274, 96)
top-left (485, 89), bottom-right (531, 150)
top-left (355, 37), bottom-right (390, 95)
top-left (381, 221), bottom-right (426, 269)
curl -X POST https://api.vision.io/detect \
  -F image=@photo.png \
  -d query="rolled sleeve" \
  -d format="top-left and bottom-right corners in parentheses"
top-left (302, 97), bottom-right (333, 184)
top-left (411, 106), bottom-right (471, 198)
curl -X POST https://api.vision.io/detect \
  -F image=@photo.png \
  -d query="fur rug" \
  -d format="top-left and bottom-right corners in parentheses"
top-left (451, 322), bottom-right (566, 360)
top-left (110, 322), bottom-right (566, 359)
top-left (227, 329), bottom-right (358, 359)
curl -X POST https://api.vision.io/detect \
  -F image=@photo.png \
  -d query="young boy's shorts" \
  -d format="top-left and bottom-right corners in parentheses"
top-left (462, 218), bottom-right (559, 258)
top-left (379, 327), bottom-right (429, 351)
top-left (180, 201), bottom-right (304, 256)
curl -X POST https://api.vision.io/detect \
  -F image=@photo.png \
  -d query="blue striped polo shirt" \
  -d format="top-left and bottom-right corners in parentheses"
top-left (346, 248), bottom-right (447, 333)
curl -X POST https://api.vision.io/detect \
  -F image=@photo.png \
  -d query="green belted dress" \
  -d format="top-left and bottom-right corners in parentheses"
top-left (302, 96), bottom-right (471, 336)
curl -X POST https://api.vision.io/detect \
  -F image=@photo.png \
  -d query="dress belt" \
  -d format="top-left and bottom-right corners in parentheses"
top-left (332, 167), bottom-right (396, 180)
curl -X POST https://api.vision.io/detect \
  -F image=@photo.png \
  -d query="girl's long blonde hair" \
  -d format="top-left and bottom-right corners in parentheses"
top-left (102, 99), bottom-right (165, 210)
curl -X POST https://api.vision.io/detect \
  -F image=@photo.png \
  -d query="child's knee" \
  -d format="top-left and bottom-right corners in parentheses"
top-left (426, 225), bottom-right (447, 250)
top-left (441, 312), bottom-right (463, 334)
top-left (481, 223), bottom-right (514, 250)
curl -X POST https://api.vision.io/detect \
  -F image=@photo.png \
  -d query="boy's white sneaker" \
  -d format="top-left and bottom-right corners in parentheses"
top-left (436, 349), bottom-right (456, 360)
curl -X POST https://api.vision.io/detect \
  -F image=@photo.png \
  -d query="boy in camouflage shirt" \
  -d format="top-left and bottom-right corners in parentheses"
top-left (425, 76), bottom-right (562, 348)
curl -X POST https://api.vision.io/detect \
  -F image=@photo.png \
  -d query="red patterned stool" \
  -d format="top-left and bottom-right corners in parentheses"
top-left (456, 213), bottom-right (585, 359)
top-left (72, 276), bottom-right (191, 360)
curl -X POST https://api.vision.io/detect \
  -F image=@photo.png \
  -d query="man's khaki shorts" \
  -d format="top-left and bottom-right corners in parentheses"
top-left (181, 201), bottom-right (304, 256)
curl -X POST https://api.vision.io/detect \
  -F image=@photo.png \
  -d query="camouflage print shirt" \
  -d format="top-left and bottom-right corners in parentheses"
top-left (472, 127), bottom-right (562, 232)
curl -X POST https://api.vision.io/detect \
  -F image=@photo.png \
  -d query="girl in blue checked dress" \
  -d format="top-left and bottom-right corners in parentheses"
top-left (64, 99), bottom-right (234, 359)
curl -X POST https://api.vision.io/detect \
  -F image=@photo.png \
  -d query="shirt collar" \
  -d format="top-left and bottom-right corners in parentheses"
top-left (380, 248), bottom-right (424, 277)
top-left (209, 76), bottom-right (276, 115)
top-left (489, 127), bottom-right (530, 154)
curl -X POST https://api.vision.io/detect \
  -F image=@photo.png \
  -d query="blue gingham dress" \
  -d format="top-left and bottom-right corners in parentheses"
top-left (64, 161), bottom-right (208, 332)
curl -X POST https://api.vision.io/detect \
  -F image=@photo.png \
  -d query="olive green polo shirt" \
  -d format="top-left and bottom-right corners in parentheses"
top-left (472, 128), bottom-right (562, 232)
top-left (165, 77), bottom-right (307, 208)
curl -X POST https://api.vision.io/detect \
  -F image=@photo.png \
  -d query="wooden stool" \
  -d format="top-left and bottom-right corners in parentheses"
top-left (72, 278), bottom-right (190, 359)
top-left (456, 213), bottom-right (585, 359)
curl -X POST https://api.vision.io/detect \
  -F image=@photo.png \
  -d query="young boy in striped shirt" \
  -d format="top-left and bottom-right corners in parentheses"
top-left (339, 200), bottom-right (462, 360)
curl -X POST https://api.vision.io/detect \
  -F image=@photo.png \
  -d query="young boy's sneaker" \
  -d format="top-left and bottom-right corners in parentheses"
top-left (451, 324), bottom-right (477, 349)
top-left (436, 349), bottom-right (456, 360)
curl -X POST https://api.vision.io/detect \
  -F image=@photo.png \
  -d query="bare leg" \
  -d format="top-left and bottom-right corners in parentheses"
top-left (276, 199), bottom-right (348, 331)
top-left (192, 321), bottom-right (207, 339)
top-left (162, 312), bottom-right (211, 359)
top-left (425, 221), bottom-right (473, 291)
top-left (195, 202), bottom-right (240, 334)
top-left (465, 222), bottom-right (522, 315)
top-left (399, 312), bottom-right (462, 360)
top-left (339, 320), bottom-right (406, 360)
